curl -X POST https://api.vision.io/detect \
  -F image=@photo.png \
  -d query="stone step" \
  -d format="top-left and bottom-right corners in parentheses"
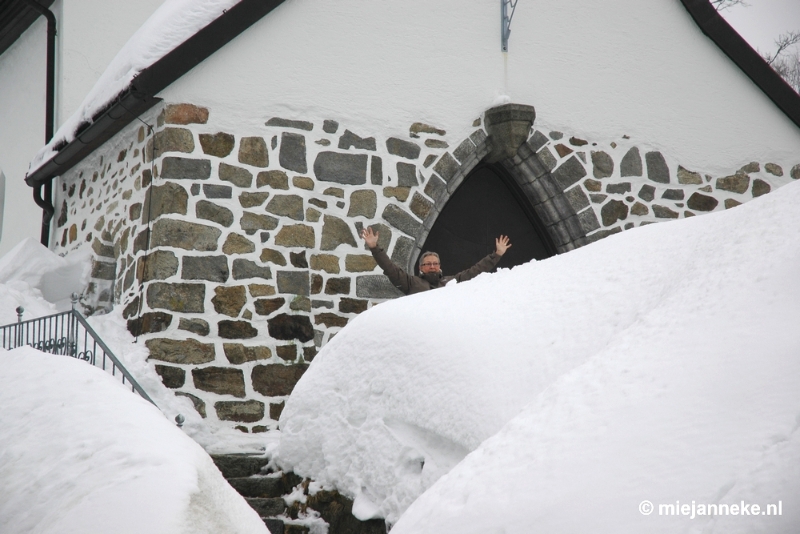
top-left (292, 490), bottom-right (386, 534)
top-left (211, 452), bottom-right (381, 534)
top-left (227, 475), bottom-right (285, 498)
top-left (246, 497), bottom-right (286, 517)
top-left (263, 517), bottom-right (285, 534)
top-left (262, 518), bottom-right (312, 534)
top-left (211, 453), bottom-right (270, 478)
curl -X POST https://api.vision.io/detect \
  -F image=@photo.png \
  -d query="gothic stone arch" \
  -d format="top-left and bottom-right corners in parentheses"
top-left (397, 103), bottom-right (596, 274)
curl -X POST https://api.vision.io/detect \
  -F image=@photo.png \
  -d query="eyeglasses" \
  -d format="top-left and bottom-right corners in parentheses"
top-left (420, 261), bottom-right (440, 268)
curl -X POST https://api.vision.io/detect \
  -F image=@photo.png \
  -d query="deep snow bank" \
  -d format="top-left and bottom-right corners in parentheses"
top-left (0, 346), bottom-right (268, 534)
top-left (393, 186), bottom-right (800, 533)
top-left (86, 308), bottom-right (277, 454)
top-left (0, 237), bottom-right (268, 454)
top-left (277, 180), bottom-right (800, 526)
top-left (0, 238), bottom-right (90, 319)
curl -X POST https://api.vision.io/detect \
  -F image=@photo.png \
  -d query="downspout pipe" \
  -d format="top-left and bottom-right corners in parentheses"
top-left (24, 0), bottom-right (56, 247)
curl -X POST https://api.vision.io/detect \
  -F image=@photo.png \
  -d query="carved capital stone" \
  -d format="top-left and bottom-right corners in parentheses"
top-left (484, 103), bottom-right (536, 163)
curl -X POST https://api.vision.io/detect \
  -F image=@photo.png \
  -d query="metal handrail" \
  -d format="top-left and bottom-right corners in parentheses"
top-left (0, 301), bottom-right (156, 406)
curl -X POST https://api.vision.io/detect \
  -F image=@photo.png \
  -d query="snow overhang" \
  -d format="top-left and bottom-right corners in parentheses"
top-left (24, 0), bottom-right (286, 189)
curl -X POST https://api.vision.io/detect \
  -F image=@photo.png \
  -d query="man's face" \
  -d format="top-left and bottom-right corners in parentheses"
top-left (420, 254), bottom-right (441, 274)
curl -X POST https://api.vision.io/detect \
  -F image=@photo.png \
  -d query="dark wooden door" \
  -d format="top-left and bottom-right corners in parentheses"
top-left (419, 164), bottom-right (555, 276)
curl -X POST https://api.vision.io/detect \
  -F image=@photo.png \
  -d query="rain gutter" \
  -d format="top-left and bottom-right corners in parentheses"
top-left (25, 0), bottom-right (286, 244)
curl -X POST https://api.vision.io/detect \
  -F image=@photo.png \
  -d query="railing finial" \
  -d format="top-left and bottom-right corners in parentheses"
top-left (175, 414), bottom-right (185, 428)
top-left (16, 306), bottom-right (24, 323)
top-left (71, 293), bottom-right (79, 310)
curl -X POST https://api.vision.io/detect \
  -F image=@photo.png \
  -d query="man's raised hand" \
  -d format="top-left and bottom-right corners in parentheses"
top-left (361, 226), bottom-right (379, 249)
top-left (495, 235), bottom-right (512, 256)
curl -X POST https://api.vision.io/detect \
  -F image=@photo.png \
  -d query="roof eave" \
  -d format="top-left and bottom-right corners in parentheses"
top-left (25, 90), bottom-right (162, 188)
top-left (0, 0), bottom-right (57, 57)
top-left (680, 0), bottom-right (800, 129)
top-left (25, 0), bottom-right (286, 188)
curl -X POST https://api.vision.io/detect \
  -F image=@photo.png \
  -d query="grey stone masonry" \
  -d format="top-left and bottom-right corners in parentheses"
top-left (483, 123), bottom-right (799, 247)
top-left (620, 147), bottom-right (642, 177)
top-left (279, 133), bottom-right (307, 173)
top-left (645, 151), bottom-right (670, 183)
top-left (219, 163), bottom-right (253, 188)
top-left (496, 140), bottom-right (588, 253)
top-left (386, 138), bottom-right (421, 160)
top-left (161, 157), bottom-right (211, 180)
top-left (552, 156), bottom-right (587, 190)
top-left (338, 130), bottom-right (376, 151)
top-left (591, 151), bottom-right (614, 178)
top-left (314, 152), bottom-right (368, 185)
top-left (52, 101), bottom-right (799, 435)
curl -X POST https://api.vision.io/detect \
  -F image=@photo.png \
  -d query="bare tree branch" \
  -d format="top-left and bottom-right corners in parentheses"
top-left (711, 0), bottom-right (748, 12)
top-left (710, 0), bottom-right (800, 93)
top-left (768, 49), bottom-right (800, 92)
top-left (762, 31), bottom-right (800, 65)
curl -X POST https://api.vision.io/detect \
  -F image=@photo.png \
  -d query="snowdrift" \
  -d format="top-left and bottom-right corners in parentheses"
top-left (0, 238), bottom-right (90, 319)
top-left (0, 346), bottom-right (268, 534)
top-left (84, 309), bottom-right (276, 455)
top-left (0, 237), bottom-right (266, 455)
top-left (277, 180), bottom-right (800, 528)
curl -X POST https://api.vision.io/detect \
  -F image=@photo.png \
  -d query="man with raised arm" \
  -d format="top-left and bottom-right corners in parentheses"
top-left (360, 226), bottom-right (512, 295)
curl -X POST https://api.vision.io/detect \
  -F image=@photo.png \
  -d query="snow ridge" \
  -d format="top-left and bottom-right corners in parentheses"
top-left (277, 181), bottom-right (800, 529)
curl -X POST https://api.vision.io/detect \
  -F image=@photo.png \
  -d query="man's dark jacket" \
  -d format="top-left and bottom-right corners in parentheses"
top-left (369, 247), bottom-right (501, 295)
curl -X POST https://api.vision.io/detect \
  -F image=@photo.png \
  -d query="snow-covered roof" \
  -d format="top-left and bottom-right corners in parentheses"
top-left (28, 0), bottom-right (239, 174)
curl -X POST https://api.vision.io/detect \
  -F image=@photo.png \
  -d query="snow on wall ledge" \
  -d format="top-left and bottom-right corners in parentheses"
top-left (275, 180), bottom-right (800, 526)
top-left (164, 0), bottom-right (800, 171)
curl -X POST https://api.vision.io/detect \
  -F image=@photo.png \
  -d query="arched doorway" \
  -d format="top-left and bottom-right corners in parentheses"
top-left (419, 163), bottom-right (557, 276)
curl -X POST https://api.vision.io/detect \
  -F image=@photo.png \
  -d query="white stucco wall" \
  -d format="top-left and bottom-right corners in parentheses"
top-left (7, 0), bottom-right (800, 258)
top-left (163, 0), bottom-right (800, 174)
top-left (0, 0), bottom-right (164, 257)
top-left (0, 18), bottom-right (48, 256)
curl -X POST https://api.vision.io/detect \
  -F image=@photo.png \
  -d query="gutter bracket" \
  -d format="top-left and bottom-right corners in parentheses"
top-left (501, 0), bottom-right (518, 52)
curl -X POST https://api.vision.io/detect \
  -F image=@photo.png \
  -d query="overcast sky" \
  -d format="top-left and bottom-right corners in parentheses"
top-left (719, 0), bottom-right (800, 56)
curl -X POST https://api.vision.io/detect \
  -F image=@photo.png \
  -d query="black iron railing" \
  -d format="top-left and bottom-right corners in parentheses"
top-left (0, 300), bottom-right (156, 406)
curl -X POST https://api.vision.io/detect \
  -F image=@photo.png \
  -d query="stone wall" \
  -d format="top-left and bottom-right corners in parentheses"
top-left (52, 103), bottom-right (473, 433)
top-left (51, 102), bottom-right (800, 434)
top-left (520, 129), bottom-right (800, 242)
top-left (53, 110), bottom-right (155, 314)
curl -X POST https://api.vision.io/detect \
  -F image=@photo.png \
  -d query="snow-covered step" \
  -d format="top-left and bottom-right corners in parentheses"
top-left (211, 454), bottom-right (298, 534)
top-left (227, 475), bottom-right (285, 499)
top-left (211, 454), bottom-right (385, 534)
